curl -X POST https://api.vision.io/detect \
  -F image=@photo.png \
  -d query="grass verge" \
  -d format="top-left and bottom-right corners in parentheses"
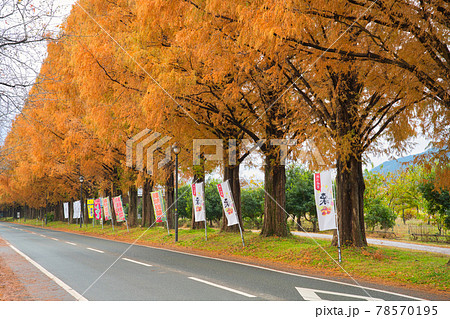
top-left (3, 218), bottom-right (449, 295)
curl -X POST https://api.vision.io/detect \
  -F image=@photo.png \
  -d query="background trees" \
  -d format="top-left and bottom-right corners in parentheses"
top-left (285, 165), bottom-right (316, 231)
top-left (0, 0), bottom-right (63, 142)
top-left (419, 171), bottom-right (450, 232)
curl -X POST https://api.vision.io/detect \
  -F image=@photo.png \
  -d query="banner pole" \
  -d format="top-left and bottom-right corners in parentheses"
top-left (336, 215), bottom-right (342, 263)
top-left (110, 197), bottom-right (114, 231)
top-left (203, 182), bottom-right (207, 241)
top-left (238, 222), bottom-right (245, 247)
top-left (166, 218), bottom-right (170, 236)
top-left (332, 176), bottom-right (342, 263)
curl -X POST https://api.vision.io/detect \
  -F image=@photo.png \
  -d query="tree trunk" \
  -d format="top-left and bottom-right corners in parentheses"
top-left (333, 152), bottom-right (367, 247)
top-left (330, 69), bottom-right (367, 247)
top-left (261, 150), bottom-right (288, 237)
top-left (165, 163), bottom-right (175, 229)
top-left (296, 215), bottom-right (302, 231)
top-left (110, 181), bottom-right (120, 226)
top-left (69, 200), bottom-right (74, 223)
top-left (56, 202), bottom-right (63, 221)
top-left (142, 178), bottom-right (154, 227)
top-left (128, 185), bottom-right (138, 227)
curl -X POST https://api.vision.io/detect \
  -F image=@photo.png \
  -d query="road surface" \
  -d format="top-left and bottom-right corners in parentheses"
top-left (0, 222), bottom-right (432, 301)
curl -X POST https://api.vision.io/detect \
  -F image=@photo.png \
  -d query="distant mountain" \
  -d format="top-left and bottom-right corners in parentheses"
top-left (370, 149), bottom-right (435, 174)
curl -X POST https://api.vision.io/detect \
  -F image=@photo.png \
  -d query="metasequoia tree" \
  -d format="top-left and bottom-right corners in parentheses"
top-left (162, 0), bottom-right (428, 245)
top-left (301, 0), bottom-right (449, 189)
top-left (137, 0), bottom-right (309, 236)
top-left (135, 0), bottom-right (255, 232)
top-left (0, 0), bottom-right (144, 215)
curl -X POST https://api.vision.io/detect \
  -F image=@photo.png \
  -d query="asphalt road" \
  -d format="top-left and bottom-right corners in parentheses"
top-left (0, 222), bottom-right (428, 301)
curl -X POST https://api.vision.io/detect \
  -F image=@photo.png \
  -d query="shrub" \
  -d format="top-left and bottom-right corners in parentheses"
top-left (365, 198), bottom-right (396, 230)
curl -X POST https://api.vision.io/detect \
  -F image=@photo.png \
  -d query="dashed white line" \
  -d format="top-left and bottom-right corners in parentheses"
top-left (87, 247), bottom-right (104, 254)
top-left (188, 277), bottom-right (256, 298)
top-left (122, 258), bottom-right (152, 267)
top-left (40, 235), bottom-right (46, 238)
top-left (65, 242), bottom-right (77, 246)
top-left (50, 238), bottom-right (59, 241)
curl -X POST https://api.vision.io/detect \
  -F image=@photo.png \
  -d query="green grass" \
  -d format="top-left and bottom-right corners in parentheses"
top-left (3, 218), bottom-right (449, 293)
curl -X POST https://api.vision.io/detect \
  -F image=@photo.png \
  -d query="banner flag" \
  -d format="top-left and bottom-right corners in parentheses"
top-left (87, 199), bottom-right (94, 218)
top-left (101, 197), bottom-right (112, 221)
top-left (73, 201), bottom-right (81, 219)
top-left (151, 191), bottom-right (166, 222)
top-left (94, 199), bottom-right (102, 220)
top-left (314, 171), bottom-right (337, 231)
top-left (63, 202), bottom-right (69, 219)
top-left (217, 180), bottom-right (239, 226)
top-left (191, 182), bottom-right (206, 222)
top-left (112, 196), bottom-right (126, 222)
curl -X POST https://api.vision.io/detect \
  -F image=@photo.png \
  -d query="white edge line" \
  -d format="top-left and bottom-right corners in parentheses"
top-left (87, 247), bottom-right (104, 254)
top-left (189, 277), bottom-right (256, 298)
top-left (1, 222), bottom-right (426, 301)
top-left (6, 241), bottom-right (87, 301)
top-left (122, 258), bottom-right (152, 267)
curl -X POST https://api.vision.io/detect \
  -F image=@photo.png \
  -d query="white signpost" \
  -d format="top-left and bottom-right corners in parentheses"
top-left (217, 180), bottom-right (245, 247)
top-left (191, 182), bottom-right (207, 240)
top-left (63, 202), bottom-right (69, 225)
top-left (314, 170), bottom-right (341, 262)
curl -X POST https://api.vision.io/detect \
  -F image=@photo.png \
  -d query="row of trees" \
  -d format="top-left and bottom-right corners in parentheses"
top-left (174, 165), bottom-right (316, 230)
top-left (0, 0), bottom-right (448, 246)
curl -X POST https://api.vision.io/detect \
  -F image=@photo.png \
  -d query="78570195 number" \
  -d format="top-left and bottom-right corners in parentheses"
top-left (376, 306), bottom-right (437, 316)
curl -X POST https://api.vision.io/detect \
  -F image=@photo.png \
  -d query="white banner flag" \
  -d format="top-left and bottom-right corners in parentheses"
top-left (314, 171), bottom-right (337, 231)
top-left (63, 202), bottom-right (69, 219)
top-left (191, 182), bottom-right (206, 222)
top-left (217, 180), bottom-right (239, 226)
top-left (73, 201), bottom-right (81, 219)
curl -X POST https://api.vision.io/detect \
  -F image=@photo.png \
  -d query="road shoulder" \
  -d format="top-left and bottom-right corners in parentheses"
top-left (0, 236), bottom-right (76, 301)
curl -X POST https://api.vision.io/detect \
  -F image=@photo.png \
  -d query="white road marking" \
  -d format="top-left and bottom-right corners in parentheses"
top-left (296, 287), bottom-right (383, 301)
top-left (87, 247), bottom-right (104, 254)
top-left (122, 258), bottom-right (152, 267)
top-left (188, 277), bottom-right (256, 298)
top-left (65, 242), bottom-right (77, 246)
top-left (50, 238), bottom-right (59, 241)
top-left (6, 241), bottom-right (87, 301)
top-left (40, 235), bottom-right (46, 238)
